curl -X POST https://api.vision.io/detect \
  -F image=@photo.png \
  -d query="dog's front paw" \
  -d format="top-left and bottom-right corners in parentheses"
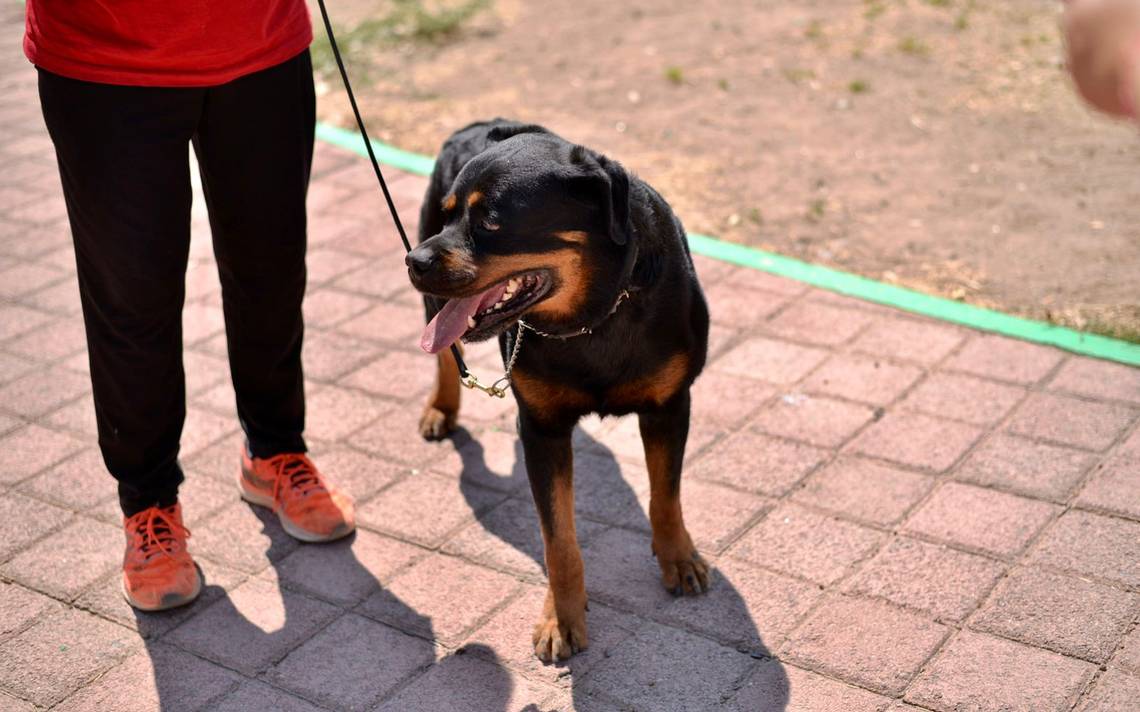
top-left (532, 606), bottom-right (588, 662)
top-left (654, 536), bottom-right (710, 596)
top-left (418, 406), bottom-right (456, 441)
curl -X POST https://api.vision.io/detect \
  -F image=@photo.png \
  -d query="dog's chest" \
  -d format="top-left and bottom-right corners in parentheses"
top-left (511, 351), bottom-right (691, 416)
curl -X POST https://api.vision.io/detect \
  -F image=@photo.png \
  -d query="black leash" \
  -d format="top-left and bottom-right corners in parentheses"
top-left (315, 0), bottom-right (473, 382)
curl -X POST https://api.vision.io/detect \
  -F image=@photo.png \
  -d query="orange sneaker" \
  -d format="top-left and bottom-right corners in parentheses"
top-left (121, 502), bottom-right (202, 611)
top-left (238, 450), bottom-right (355, 543)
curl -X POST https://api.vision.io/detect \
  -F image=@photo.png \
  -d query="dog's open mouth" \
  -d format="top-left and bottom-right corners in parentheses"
top-left (420, 271), bottom-right (552, 353)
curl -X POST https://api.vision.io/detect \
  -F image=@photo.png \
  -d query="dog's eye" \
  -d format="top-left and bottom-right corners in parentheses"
top-left (480, 219), bottom-right (501, 232)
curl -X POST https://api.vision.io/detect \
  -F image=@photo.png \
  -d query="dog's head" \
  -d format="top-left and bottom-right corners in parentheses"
top-left (409, 128), bottom-right (634, 353)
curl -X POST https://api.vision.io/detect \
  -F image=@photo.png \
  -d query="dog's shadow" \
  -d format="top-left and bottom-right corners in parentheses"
top-left (456, 423), bottom-right (790, 711)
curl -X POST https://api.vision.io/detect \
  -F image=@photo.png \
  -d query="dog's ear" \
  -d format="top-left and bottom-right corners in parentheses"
top-left (570, 146), bottom-right (631, 246)
top-left (486, 121), bottom-right (548, 143)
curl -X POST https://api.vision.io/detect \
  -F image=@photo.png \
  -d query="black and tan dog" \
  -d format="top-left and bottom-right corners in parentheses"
top-left (406, 119), bottom-right (710, 661)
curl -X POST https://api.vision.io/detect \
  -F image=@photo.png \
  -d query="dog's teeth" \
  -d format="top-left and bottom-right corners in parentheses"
top-left (467, 316), bottom-right (476, 329)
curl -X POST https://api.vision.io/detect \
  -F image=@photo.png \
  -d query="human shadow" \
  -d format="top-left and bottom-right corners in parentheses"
top-left (132, 497), bottom-right (523, 711)
top-left (455, 425), bottom-right (791, 711)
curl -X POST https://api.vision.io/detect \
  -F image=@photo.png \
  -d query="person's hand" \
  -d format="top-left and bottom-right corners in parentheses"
top-left (1062, 0), bottom-right (1140, 119)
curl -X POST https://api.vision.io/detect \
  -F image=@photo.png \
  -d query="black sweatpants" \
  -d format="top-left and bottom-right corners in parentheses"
top-left (38, 51), bottom-right (315, 517)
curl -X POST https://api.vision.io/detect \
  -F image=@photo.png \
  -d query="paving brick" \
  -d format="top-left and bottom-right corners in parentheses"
top-left (2, 315), bottom-right (86, 361)
top-left (335, 300), bottom-right (425, 346)
top-left (852, 317), bottom-right (965, 366)
top-left (712, 336), bottom-right (829, 385)
top-left (690, 370), bottom-right (777, 428)
top-left (752, 392), bottom-right (875, 447)
top-left (442, 497), bottom-right (604, 580)
top-left (301, 329), bottom-right (383, 383)
top-left (165, 576), bottom-right (340, 675)
top-left (1115, 625), bottom-right (1140, 675)
top-left (267, 613), bottom-right (434, 710)
top-left (1049, 356), bottom-right (1140, 406)
top-left (0, 518), bottom-right (120, 600)
top-left (303, 384), bottom-right (386, 441)
top-left (0, 490), bottom-right (72, 561)
top-left (303, 444), bottom-right (408, 503)
top-left (579, 620), bottom-right (756, 712)
top-left (0, 350), bottom-right (36, 386)
top-left (374, 649), bottom-right (558, 712)
top-left (0, 366), bottom-right (89, 418)
top-left (943, 334), bottom-right (1065, 385)
top-left (906, 630), bottom-right (1095, 712)
top-left (1077, 668), bottom-right (1140, 712)
top-left (1076, 446), bottom-right (1140, 520)
top-left (842, 537), bottom-right (1006, 622)
top-left (900, 372), bottom-right (1026, 426)
top-left (0, 581), bottom-right (61, 638)
top-left (764, 301), bottom-right (874, 346)
top-left (689, 431), bottom-right (827, 496)
top-left (304, 247), bottom-right (369, 285)
top-left (727, 267), bottom-right (810, 296)
top-left (670, 478), bottom-right (772, 554)
top-left (704, 283), bottom-right (792, 330)
top-left (181, 302), bottom-right (225, 344)
top-left (972, 566), bottom-right (1137, 662)
top-left (22, 275), bottom-right (81, 315)
top-left (956, 433), bottom-right (1098, 502)
top-left (850, 412), bottom-right (983, 472)
top-left (1007, 392), bottom-right (1136, 451)
top-left (349, 400), bottom-right (470, 465)
top-left (40, 393), bottom-right (98, 438)
top-left (301, 287), bottom-right (374, 329)
top-left (51, 643), bottom-right (239, 712)
top-left (660, 555), bottom-right (822, 652)
top-left (211, 680), bottom-right (327, 712)
top-left (0, 693), bottom-right (36, 712)
top-left (0, 303), bottom-right (54, 342)
top-left (74, 556), bottom-right (247, 639)
top-left (781, 594), bottom-right (947, 695)
top-left (581, 526), bottom-right (679, 615)
top-left (728, 660), bottom-right (894, 712)
top-left (566, 451), bottom-right (650, 527)
top-left (275, 529), bottom-right (424, 605)
top-left (356, 472), bottom-right (505, 548)
top-left (190, 502), bottom-right (299, 574)
top-left (728, 503), bottom-right (886, 585)
top-left (357, 553), bottom-right (520, 644)
top-left (446, 426), bottom-right (530, 493)
top-left (793, 457), bottom-right (933, 526)
top-left (802, 354), bottom-right (923, 406)
top-left (463, 584), bottom-right (641, 685)
top-left (0, 608), bottom-right (137, 707)
top-left (903, 482), bottom-right (1059, 558)
top-left (1027, 510), bottom-right (1140, 587)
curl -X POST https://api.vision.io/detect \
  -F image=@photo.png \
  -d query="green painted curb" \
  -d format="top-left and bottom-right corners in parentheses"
top-left (314, 121), bottom-right (1140, 367)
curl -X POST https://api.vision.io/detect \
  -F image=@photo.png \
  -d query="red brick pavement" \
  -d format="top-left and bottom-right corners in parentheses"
top-left (1, 20), bottom-right (1139, 712)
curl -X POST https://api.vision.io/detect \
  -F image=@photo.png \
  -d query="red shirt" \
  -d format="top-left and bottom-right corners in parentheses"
top-left (24, 1), bottom-right (313, 87)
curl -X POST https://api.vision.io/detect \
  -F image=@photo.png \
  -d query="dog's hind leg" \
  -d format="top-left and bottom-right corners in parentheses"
top-left (519, 407), bottom-right (588, 661)
top-left (639, 389), bottom-right (709, 596)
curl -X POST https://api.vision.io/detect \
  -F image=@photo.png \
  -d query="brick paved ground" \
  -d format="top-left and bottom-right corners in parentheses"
top-left (2, 12), bottom-right (1140, 712)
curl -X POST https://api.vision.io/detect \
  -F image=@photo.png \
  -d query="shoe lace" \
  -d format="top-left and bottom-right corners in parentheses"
top-left (266, 453), bottom-right (326, 503)
top-left (126, 505), bottom-right (190, 560)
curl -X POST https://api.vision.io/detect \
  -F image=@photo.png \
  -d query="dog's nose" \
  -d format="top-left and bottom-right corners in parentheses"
top-left (405, 247), bottom-right (438, 276)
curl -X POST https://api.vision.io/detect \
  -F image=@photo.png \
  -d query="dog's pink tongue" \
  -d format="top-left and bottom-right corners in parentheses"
top-left (421, 294), bottom-right (484, 354)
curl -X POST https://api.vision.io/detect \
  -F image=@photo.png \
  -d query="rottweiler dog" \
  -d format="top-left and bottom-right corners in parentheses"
top-left (406, 119), bottom-right (710, 661)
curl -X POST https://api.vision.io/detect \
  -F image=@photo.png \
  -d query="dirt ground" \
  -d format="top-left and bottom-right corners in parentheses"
top-left (313, 0), bottom-right (1140, 341)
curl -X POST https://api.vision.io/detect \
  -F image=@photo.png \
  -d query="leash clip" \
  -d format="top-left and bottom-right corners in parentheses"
top-left (461, 373), bottom-right (509, 398)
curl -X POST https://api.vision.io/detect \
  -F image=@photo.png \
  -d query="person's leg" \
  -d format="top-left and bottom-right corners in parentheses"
top-left (191, 50), bottom-right (315, 458)
top-left (38, 69), bottom-right (203, 516)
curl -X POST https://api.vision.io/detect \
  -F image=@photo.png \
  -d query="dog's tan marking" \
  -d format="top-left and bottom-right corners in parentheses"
top-left (553, 230), bottom-right (589, 245)
top-left (533, 475), bottom-right (588, 661)
top-left (511, 368), bottom-right (595, 415)
top-left (439, 249), bottom-right (478, 279)
top-left (441, 193), bottom-right (457, 212)
top-left (467, 190), bottom-right (484, 207)
top-left (607, 353), bottom-right (689, 407)
top-left (419, 345), bottom-right (462, 440)
top-left (644, 437), bottom-right (709, 595)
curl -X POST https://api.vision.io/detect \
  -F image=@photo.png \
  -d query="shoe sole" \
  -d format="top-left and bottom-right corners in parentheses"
top-left (237, 468), bottom-right (354, 544)
top-left (121, 569), bottom-right (203, 612)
